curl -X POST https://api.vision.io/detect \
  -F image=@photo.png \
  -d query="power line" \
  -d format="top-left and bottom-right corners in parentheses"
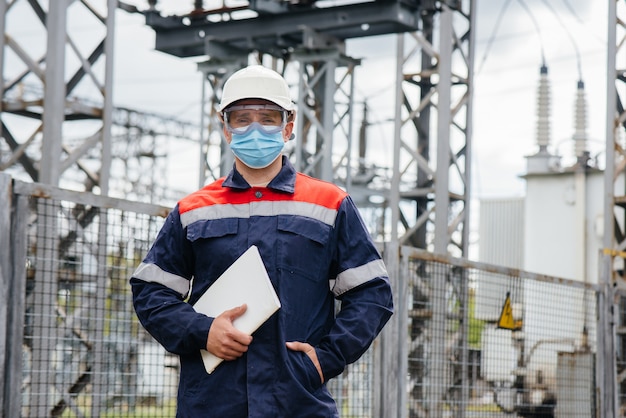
top-left (516, 0), bottom-right (547, 66)
top-left (539, 0), bottom-right (583, 80)
top-left (475, 0), bottom-right (512, 75)
top-left (560, 0), bottom-right (585, 24)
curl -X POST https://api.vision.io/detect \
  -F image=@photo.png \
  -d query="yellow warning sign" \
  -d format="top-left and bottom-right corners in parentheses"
top-left (498, 292), bottom-right (521, 330)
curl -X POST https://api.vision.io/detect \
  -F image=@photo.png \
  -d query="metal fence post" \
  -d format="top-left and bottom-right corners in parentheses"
top-left (380, 243), bottom-right (400, 417)
top-left (5, 184), bottom-right (29, 418)
top-left (597, 249), bottom-right (617, 417)
top-left (397, 247), bottom-right (410, 418)
top-left (0, 172), bottom-right (11, 416)
top-left (2, 174), bottom-right (30, 417)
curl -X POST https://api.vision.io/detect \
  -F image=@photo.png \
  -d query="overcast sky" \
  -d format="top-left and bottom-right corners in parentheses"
top-left (112, 0), bottom-right (611, 198)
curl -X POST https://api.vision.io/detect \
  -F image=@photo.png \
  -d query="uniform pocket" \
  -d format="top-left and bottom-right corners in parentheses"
top-left (186, 218), bottom-right (242, 298)
top-left (287, 349), bottom-right (323, 394)
top-left (276, 215), bottom-right (330, 282)
top-left (186, 218), bottom-right (239, 241)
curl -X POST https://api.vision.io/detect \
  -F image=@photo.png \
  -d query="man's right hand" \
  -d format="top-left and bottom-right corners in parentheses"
top-left (206, 304), bottom-right (253, 360)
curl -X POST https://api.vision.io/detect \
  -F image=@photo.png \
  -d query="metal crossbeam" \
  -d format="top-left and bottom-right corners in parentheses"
top-left (143, 1), bottom-right (422, 58)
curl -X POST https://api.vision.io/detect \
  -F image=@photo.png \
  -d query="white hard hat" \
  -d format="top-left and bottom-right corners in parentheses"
top-left (219, 65), bottom-right (294, 112)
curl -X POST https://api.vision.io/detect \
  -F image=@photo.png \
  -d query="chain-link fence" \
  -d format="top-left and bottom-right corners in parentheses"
top-left (2, 177), bottom-right (177, 417)
top-left (1, 176), bottom-right (381, 417)
top-left (1, 175), bottom-right (602, 417)
top-left (399, 248), bottom-right (598, 418)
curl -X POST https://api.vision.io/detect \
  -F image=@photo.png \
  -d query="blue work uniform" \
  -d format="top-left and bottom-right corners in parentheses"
top-left (130, 157), bottom-right (394, 417)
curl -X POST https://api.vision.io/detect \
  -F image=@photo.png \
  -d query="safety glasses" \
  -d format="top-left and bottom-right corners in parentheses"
top-left (223, 104), bottom-right (287, 134)
top-left (226, 121), bottom-right (285, 136)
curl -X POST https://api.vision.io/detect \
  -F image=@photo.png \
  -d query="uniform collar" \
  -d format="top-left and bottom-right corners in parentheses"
top-left (222, 156), bottom-right (296, 194)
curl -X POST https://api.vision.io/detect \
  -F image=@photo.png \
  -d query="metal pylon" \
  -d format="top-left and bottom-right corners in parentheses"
top-left (384, 1), bottom-right (476, 417)
top-left (0, 0), bottom-right (116, 193)
top-left (389, 1), bottom-right (474, 256)
top-left (0, 4), bottom-right (118, 416)
top-left (291, 33), bottom-right (359, 184)
top-left (601, 1), bottom-right (626, 417)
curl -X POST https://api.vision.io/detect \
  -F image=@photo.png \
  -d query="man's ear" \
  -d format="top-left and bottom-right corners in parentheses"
top-left (223, 126), bottom-right (232, 144)
top-left (283, 121), bottom-right (294, 142)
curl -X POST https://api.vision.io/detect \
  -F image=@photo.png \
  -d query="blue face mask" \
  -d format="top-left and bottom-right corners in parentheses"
top-left (229, 122), bottom-right (285, 169)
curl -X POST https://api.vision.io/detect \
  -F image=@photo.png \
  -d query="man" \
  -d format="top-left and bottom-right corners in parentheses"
top-left (130, 64), bottom-right (393, 417)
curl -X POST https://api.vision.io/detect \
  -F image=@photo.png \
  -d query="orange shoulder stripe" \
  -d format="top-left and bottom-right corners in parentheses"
top-left (178, 173), bottom-right (347, 214)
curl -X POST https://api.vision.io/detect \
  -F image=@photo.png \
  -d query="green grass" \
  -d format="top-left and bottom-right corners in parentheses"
top-left (57, 397), bottom-right (177, 418)
top-left (100, 401), bottom-right (176, 418)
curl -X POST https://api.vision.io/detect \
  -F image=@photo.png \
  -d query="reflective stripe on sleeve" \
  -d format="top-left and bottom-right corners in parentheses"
top-left (331, 259), bottom-right (388, 296)
top-left (132, 262), bottom-right (191, 297)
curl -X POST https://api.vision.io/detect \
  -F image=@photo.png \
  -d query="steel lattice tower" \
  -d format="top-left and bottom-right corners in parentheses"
top-left (601, 1), bottom-right (626, 417)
